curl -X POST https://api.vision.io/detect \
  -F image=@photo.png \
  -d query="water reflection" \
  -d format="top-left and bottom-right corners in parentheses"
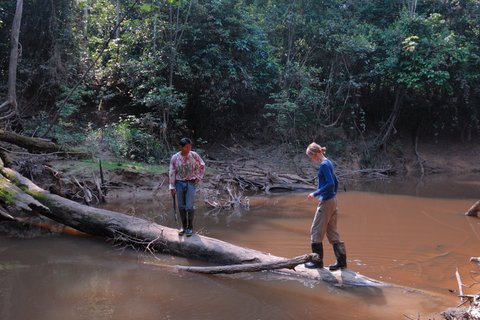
top-left (1, 174), bottom-right (479, 319)
top-left (344, 173), bottom-right (480, 199)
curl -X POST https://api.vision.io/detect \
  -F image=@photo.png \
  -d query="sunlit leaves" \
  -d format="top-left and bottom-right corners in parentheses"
top-left (397, 14), bottom-right (465, 91)
top-left (138, 3), bottom-right (154, 13)
top-left (402, 35), bottom-right (419, 52)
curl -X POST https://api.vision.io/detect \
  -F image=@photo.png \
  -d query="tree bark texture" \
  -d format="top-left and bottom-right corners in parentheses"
top-left (0, 162), bottom-right (386, 288)
top-left (0, 0), bottom-right (23, 119)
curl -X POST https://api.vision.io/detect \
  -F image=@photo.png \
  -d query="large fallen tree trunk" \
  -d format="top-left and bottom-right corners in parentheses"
top-left (0, 161), bottom-right (386, 288)
top-left (0, 129), bottom-right (90, 156)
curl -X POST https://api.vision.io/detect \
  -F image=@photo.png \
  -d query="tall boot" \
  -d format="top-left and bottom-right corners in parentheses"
top-left (304, 242), bottom-right (323, 269)
top-left (178, 209), bottom-right (187, 235)
top-left (186, 209), bottom-right (194, 237)
top-left (329, 242), bottom-right (347, 271)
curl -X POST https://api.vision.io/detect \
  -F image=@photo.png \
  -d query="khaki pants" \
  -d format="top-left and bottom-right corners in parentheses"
top-left (310, 197), bottom-right (341, 244)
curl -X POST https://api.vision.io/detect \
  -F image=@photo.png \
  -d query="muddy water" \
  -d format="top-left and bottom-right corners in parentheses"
top-left (1, 175), bottom-right (479, 320)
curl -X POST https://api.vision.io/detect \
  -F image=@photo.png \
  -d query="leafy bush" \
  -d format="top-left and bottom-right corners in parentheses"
top-left (86, 115), bottom-right (165, 163)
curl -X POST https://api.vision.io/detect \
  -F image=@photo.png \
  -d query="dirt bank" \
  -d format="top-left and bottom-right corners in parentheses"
top-left (6, 138), bottom-right (480, 208)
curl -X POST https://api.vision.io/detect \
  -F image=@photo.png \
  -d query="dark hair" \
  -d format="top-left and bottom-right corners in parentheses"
top-left (179, 137), bottom-right (192, 147)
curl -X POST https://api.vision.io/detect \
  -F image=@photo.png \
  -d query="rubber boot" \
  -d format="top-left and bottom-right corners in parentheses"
top-left (329, 242), bottom-right (347, 271)
top-left (304, 243), bottom-right (323, 268)
top-left (178, 209), bottom-right (187, 236)
top-left (186, 209), bottom-right (194, 237)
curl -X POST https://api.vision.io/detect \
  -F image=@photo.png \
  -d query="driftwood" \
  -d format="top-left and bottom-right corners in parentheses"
top-left (442, 296), bottom-right (480, 320)
top-left (0, 160), bottom-right (386, 288)
top-left (42, 163), bottom-right (106, 204)
top-left (442, 307), bottom-right (474, 320)
top-left (177, 253), bottom-right (319, 274)
top-left (442, 266), bottom-right (480, 320)
top-left (465, 201), bottom-right (480, 217)
top-left (208, 159), bottom-right (316, 193)
top-left (204, 158), bottom-right (316, 210)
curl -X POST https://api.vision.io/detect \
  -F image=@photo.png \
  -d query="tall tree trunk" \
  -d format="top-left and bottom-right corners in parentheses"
top-left (0, 0), bottom-right (23, 121)
top-left (378, 86), bottom-right (404, 150)
top-left (407, 0), bottom-right (417, 17)
top-left (163, 1), bottom-right (192, 149)
top-left (153, 14), bottom-right (157, 52)
top-left (166, 1), bottom-right (193, 87)
top-left (83, 0), bottom-right (88, 36)
top-left (115, 0), bottom-right (121, 39)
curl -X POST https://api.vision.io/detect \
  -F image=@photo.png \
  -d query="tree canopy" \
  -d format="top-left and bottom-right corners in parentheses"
top-left (0, 0), bottom-right (479, 162)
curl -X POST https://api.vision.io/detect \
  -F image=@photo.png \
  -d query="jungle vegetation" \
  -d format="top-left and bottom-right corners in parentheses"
top-left (0, 0), bottom-right (479, 164)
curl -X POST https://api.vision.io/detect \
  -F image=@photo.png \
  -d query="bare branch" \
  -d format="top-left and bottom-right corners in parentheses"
top-left (176, 254), bottom-right (320, 274)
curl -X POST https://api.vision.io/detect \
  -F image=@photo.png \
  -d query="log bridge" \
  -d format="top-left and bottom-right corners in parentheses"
top-left (0, 160), bottom-right (386, 288)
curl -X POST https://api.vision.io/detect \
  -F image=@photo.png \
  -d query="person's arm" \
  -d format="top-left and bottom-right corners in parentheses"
top-left (192, 152), bottom-right (205, 181)
top-left (168, 155), bottom-right (176, 192)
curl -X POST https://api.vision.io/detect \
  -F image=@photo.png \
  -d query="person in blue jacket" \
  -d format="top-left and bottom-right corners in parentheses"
top-left (304, 142), bottom-right (347, 271)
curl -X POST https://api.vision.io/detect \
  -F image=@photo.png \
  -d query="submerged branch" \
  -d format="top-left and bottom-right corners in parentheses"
top-left (176, 253), bottom-right (319, 274)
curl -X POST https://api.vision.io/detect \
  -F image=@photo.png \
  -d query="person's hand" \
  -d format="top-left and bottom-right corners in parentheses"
top-left (307, 193), bottom-right (315, 200)
top-left (194, 178), bottom-right (201, 185)
top-left (170, 189), bottom-right (176, 196)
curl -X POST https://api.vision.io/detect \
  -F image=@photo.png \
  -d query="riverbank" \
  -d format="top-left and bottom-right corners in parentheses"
top-left (18, 138), bottom-right (480, 206)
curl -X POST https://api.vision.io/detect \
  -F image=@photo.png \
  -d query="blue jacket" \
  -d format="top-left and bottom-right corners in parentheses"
top-left (312, 159), bottom-right (338, 201)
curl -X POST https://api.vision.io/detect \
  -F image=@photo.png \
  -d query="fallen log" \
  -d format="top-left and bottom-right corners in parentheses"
top-left (177, 253), bottom-right (318, 274)
top-left (0, 161), bottom-right (386, 288)
top-left (0, 129), bottom-right (90, 156)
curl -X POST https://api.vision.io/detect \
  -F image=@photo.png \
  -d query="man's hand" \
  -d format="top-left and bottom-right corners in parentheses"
top-left (170, 189), bottom-right (176, 196)
top-left (307, 193), bottom-right (315, 200)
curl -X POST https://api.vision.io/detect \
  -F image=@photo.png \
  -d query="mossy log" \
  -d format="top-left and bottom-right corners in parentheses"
top-left (0, 163), bottom-right (386, 288)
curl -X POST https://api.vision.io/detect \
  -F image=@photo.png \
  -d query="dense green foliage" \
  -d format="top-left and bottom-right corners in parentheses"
top-left (1, 0), bottom-right (479, 161)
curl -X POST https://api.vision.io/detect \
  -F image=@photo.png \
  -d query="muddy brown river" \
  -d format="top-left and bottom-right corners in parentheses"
top-left (1, 174), bottom-right (479, 319)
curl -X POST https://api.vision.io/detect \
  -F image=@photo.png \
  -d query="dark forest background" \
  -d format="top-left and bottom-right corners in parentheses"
top-left (1, 0), bottom-right (479, 166)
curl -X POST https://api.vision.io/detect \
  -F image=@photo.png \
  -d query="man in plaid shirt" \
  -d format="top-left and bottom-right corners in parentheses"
top-left (169, 138), bottom-right (205, 236)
